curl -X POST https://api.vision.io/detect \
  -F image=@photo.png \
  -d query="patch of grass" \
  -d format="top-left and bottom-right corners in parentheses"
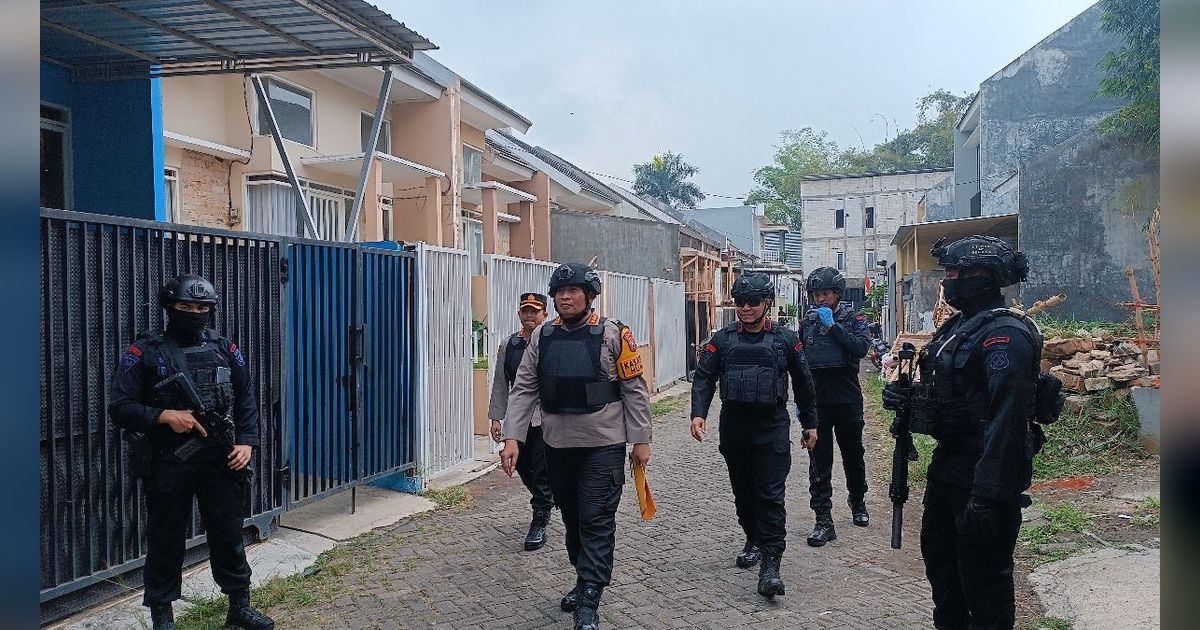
top-left (472, 357), bottom-right (488, 370)
top-left (1035, 616), bottom-right (1075, 630)
top-left (1032, 315), bottom-right (1147, 340)
top-left (1020, 502), bottom-right (1095, 564)
top-left (1142, 495), bottom-right (1160, 510)
top-left (420, 485), bottom-right (474, 509)
top-left (1033, 391), bottom-right (1145, 482)
top-left (1043, 503), bottom-right (1094, 534)
top-left (1131, 513), bottom-right (1159, 527)
top-left (650, 394), bottom-right (687, 417)
top-left (865, 374), bottom-right (936, 486)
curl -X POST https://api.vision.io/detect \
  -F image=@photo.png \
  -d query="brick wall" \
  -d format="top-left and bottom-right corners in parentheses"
top-left (178, 149), bottom-right (231, 229)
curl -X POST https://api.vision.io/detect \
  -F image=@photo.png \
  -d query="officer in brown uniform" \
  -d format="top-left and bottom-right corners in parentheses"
top-left (500, 263), bottom-right (652, 630)
top-left (488, 292), bottom-right (554, 551)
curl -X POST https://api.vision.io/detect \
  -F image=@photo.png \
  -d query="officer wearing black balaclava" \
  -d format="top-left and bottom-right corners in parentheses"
top-left (108, 274), bottom-right (273, 630)
top-left (882, 236), bottom-right (1045, 630)
top-left (690, 273), bottom-right (819, 599)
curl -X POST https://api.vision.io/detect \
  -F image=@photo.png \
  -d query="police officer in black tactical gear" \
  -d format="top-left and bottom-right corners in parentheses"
top-left (488, 292), bottom-right (554, 551)
top-left (882, 236), bottom-right (1048, 630)
top-left (109, 274), bottom-right (274, 630)
top-left (800, 266), bottom-right (873, 547)
top-left (690, 273), bottom-right (819, 599)
top-left (500, 263), bottom-right (653, 630)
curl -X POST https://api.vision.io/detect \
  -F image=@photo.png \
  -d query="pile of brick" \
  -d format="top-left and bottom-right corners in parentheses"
top-left (1042, 331), bottom-right (1160, 395)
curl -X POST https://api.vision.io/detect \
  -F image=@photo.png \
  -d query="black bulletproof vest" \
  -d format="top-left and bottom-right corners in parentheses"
top-left (718, 327), bottom-right (788, 406)
top-left (802, 303), bottom-right (857, 369)
top-left (147, 331), bottom-right (235, 454)
top-left (537, 318), bottom-right (622, 415)
top-left (503, 333), bottom-right (529, 386)
top-left (910, 309), bottom-right (1040, 439)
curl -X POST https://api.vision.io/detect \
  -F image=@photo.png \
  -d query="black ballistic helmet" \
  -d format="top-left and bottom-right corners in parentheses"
top-left (806, 266), bottom-right (846, 295)
top-left (931, 235), bottom-right (1029, 288)
top-left (548, 263), bottom-right (602, 296)
top-left (731, 273), bottom-right (775, 301)
top-left (158, 274), bottom-right (219, 309)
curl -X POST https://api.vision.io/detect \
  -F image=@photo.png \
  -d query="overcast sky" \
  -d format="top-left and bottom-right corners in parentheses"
top-left (380, 0), bottom-right (1098, 208)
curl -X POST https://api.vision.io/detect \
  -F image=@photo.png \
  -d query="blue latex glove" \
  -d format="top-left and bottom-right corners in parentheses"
top-left (816, 306), bottom-right (835, 326)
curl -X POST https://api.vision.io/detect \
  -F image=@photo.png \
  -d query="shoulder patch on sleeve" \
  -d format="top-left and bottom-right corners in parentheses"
top-left (704, 342), bottom-right (718, 354)
top-left (228, 343), bottom-right (246, 367)
top-left (121, 345), bottom-right (142, 372)
top-left (794, 339), bottom-right (804, 352)
top-left (616, 325), bottom-right (644, 380)
top-left (987, 350), bottom-right (1011, 371)
top-left (982, 335), bottom-right (1011, 349)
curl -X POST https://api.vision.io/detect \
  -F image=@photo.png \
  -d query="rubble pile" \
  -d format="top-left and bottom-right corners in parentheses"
top-left (1042, 329), bottom-right (1160, 398)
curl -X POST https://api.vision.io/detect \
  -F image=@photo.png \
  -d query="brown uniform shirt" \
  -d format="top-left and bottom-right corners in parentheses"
top-left (488, 330), bottom-right (543, 429)
top-left (502, 312), bottom-right (653, 448)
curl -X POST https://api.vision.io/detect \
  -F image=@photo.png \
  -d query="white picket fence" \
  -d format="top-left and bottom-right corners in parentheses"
top-left (651, 279), bottom-right (686, 385)
top-left (483, 254), bottom-right (559, 377)
top-left (415, 243), bottom-right (475, 481)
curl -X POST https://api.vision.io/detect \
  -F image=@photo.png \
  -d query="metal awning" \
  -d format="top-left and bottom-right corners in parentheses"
top-left (301, 152), bottom-right (445, 187)
top-left (890, 213), bottom-right (1019, 247)
top-left (461, 181), bottom-right (538, 206)
top-left (41, 0), bottom-right (436, 80)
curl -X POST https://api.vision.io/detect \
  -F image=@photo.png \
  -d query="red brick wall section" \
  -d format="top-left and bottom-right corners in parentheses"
top-left (179, 149), bottom-right (231, 229)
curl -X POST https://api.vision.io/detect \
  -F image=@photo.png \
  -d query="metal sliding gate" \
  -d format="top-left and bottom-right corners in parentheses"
top-left (483, 254), bottom-right (558, 378)
top-left (415, 244), bottom-right (473, 480)
top-left (651, 279), bottom-right (687, 385)
top-left (40, 209), bottom-right (419, 621)
top-left (40, 210), bottom-right (286, 618)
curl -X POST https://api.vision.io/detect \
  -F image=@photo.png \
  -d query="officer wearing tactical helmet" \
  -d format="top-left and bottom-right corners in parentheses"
top-left (488, 292), bottom-right (554, 552)
top-left (883, 235), bottom-right (1051, 630)
top-left (108, 274), bottom-right (274, 630)
top-left (689, 272), bottom-right (819, 599)
top-left (800, 266), bottom-right (873, 547)
top-left (500, 263), bottom-right (652, 630)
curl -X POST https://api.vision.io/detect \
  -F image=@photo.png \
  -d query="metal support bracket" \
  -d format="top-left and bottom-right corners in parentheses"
top-left (345, 65), bottom-right (394, 242)
top-left (250, 74), bottom-right (323, 240)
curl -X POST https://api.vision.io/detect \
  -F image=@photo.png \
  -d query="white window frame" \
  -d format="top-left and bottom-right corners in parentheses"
top-left (463, 144), bottom-right (483, 185)
top-left (865, 249), bottom-right (876, 271)
top-left (463, 217), bottom-right (483, 274)
top-left (360, 111), bottom-right (391, 155)
top-left (40, 102), bottom-right (72, 210)
top-left (864, 206), bottom-right (875, 229)
top-left (253, 76), bottom-right (316, 149)
top-left (380, 196), bottom-right (394, 241)
top-left (164, 167), bottom-right (179, 223)
top-left (836, 250), bottom-right (846, 272)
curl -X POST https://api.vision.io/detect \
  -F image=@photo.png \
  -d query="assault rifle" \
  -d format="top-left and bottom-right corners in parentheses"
top-left (888, 342), bottom-right (917, 550)
top-left (154, 371), bottom-right (250, 477)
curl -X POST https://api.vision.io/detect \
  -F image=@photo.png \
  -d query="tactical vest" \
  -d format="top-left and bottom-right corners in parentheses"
top-left (537, 317), bottom-right (623, 415)
top-left (802, 303), bottom-right (859, 369)
top-left (148, 331), bottom-right (236, 451)
top-left (718, 325), bottom-right (789, 406)
top-left (503, 333), bottom-right (529, 387)
top-left (909, 308), bottom-right (1041, 439)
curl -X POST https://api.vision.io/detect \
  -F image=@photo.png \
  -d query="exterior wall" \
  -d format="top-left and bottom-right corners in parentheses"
top-left (682, 205), bottom-right (763, 257)
top-left (921, 174), bottom-right (957, 222)
top-left (41, 61), bottom-right (164, 220)
top-left (975, 4), bottom-right (1122, 217)
top-left (497, 221), bottom-right (512, 256)
top-left (551, 209), bottom-right (680, 281)
top-left (160, 74), bottom-right (244, 149)
top-left (164, 147), bottom-right (231, 229)
top-left (800, 170), bottom-right (950, 285)
top-left (1018, 128), bottom-right (1159, 322)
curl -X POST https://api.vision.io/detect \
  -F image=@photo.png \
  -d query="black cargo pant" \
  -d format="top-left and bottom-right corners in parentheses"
top-left (808, 402), bottom-right (868, 514)
top-left (545, 443), bottom-right (626, 587)
top-left (143, 456), bottom-right (252, 607)
top-left (718, 412), bottom-right (792, 555)
top-left (515, 425), bottom-right (554, 512)
top-left (921, 479), bottom-right (1022, 630)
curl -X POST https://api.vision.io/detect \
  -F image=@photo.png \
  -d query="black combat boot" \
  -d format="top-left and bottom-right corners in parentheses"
top-left (756, 553), bottom-right (785, 598)
top-left (524, 508), bottom-right (550, 551)
top-left (560, 580), bottom-right (582, 612)
top-left (573, 582), bottom-right (602, 630)
top-left (735, 539), bottom-right (761, 568)
top-left (149, 605), bottom-right (175, 630)
top-left (225, 589), bottom-right (275, 630)
top-left (807, 513), bottom-right (837, 547)
top-left (849, 495), bottom-right (870, 527)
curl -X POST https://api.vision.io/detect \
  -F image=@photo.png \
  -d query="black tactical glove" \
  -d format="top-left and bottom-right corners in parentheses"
top-left (881, 381), bottom-right (911, 412)
top-left (960, 495), bottom-right (1004, 541)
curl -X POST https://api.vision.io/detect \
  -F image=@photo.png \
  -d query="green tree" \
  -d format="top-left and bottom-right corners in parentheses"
top-left (746, 89), bottom-right (972, 228)
top-left (1095, 0), bottom-right (1160, 146)
top-left (632, 151), bottom-right (706, 209)
top-left (746, 127), bottom-right (843, 228)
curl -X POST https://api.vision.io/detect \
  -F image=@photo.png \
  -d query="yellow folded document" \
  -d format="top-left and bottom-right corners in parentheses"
top-left (632, 461), bottom-right (656, 520)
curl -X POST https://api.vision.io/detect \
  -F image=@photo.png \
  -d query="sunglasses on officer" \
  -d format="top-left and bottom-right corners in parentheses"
top-left (734, 297), bottom-right (764, 307)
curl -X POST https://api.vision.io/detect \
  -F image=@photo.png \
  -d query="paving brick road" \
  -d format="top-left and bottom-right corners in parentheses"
top-left (265, 397), bottom-right (935, 629)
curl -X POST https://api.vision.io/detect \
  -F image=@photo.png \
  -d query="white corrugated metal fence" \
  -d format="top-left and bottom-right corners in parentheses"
top-left (651, 278), bottom-right (686, 385)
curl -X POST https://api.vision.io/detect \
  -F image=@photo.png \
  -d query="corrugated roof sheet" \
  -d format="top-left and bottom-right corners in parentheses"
top-left (802, 167), bottom-right (953, 181)
top-left (41, 0), bottom-right (435, 79)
